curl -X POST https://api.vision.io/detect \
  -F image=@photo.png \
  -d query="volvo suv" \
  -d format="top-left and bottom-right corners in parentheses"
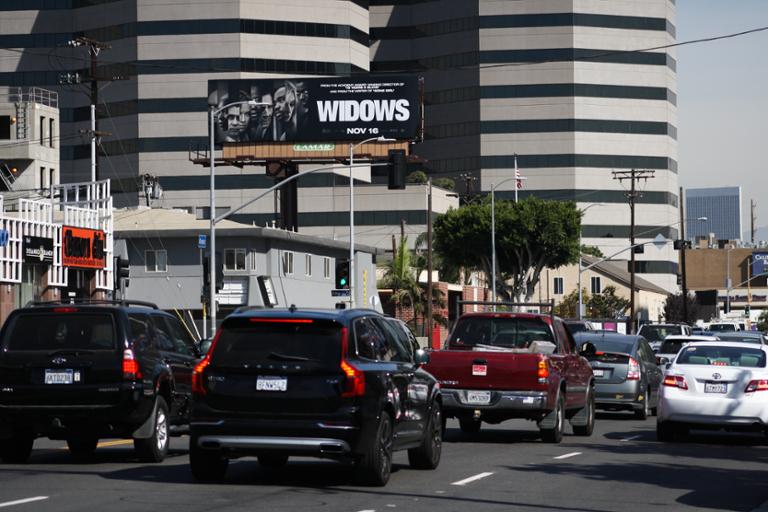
top-left (0, 300), bottom-right (202, 463)
top-left (189, 307), bottom-right (442, 486)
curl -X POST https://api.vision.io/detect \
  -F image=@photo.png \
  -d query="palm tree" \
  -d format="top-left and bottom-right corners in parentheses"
top-left (379, 236), bottom-right (423, 322)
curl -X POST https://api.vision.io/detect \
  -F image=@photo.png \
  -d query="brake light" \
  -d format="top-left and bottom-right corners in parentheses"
top-left (537, 358), bottom-right (549, 384)
top-left (340, 327), bottom-right (365, 397)
top-left (122, 349), bottom-right (141, 380)
top-left (53, 307), bottom-right (78, 313)
top-left (249, 318), bottom-right (313, 324)
top-left (745, 380), bottom-right (768, 393)
top-left (627, 357), bottom-right (641, 380)
top-left (663, 375), bottom-right (688, 390)
top-left (192, 330), bottom-right (221, 396)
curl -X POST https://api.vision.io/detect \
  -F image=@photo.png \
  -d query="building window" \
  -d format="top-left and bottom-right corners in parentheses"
top-left (250, 250), bottom-right (258, 271)
top-left (553, 277), bottom-right (564, 295)
top-left (39, 116), bottom-right (45, 145)
top-left (224, 248), bottom-right (246, 271)
top-left (39, 166), bottom-right (46, 190)
top-left (323, 257), bottom-right (330, 279)
top-left (590, 276), bottom-right (602, 294)
top-left (49, 168), bottom-right (55, 188)
top-left (49, 118), bottom-right (54, 147)
top-left (282, 251), bottom-right (294, 275)
top-left (305, 254), bottom-right (312, 277)
top-left (145, 250), bottom-right (167, 272)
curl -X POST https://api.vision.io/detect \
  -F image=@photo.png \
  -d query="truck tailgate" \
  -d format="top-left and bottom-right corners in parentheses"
top-left (424, 350), bottom-right (542, 391)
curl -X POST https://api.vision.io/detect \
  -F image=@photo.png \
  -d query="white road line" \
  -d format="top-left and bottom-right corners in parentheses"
top-left (553, 452), bottom-right (582, 460)
top-left (621, 435), bottom-right (642, 442)
top-left (0, 497), bottom-right (49, 509)
top-left (451, 472), bottom-right (494, 486)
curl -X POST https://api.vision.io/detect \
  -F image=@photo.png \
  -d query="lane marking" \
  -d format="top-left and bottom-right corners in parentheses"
top-left (621, 435), bottom-right (642, 442)
top-left (451, 472), bottom-right (494, 486)
top-left (0, 497), bottom-right (49, 509)
top-left (553, 452), bottom-right (582, 460)
top-left (96, 439), bottom-right (133, 448)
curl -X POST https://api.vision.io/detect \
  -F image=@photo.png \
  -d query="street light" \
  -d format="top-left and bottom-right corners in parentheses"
top-left (489, 176), bottom-right (527, 310)
top-left (209, 99), bottom-right (270, 338)
top-left (349, 136), bottom-right (394, 308)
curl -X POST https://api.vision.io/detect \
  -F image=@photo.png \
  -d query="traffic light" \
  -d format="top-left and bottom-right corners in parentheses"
top-left (114, 256), bottom-right (129, 290)
top-left (335, 259), bottom-right (350, 289)
top-left (673, 239), bottom-right (692, 250)
top-left (745, 304), bottom-right (751, 316)
top-left (387, 149), bottom-right (407, 190)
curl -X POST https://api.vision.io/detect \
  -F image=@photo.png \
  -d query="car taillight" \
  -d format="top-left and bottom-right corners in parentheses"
top-left (627, 357), bottom-right (641, 380)
top-left (745, 380), bottom-right (768, 393)
top-left (663, 375), bottom-right (688, 390)
top-left (192, 330), bottom-right (221, 396)
top-left (340, 327), bottom-right (365, 397)
top-left (122, 349), bottom-right (141, 380)
top-left (537, 358), bottom-right (549, 384)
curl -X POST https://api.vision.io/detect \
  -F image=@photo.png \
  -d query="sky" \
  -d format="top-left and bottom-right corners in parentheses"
top-left (676, 0), bottom-right (768, 239)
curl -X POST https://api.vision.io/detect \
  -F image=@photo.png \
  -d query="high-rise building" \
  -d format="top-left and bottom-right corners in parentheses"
top-left (1, 1), bottom-right (680, 292)
top-left (685, 186), bottom-right (742, 243)
top-left (370, 0), bottom-right (679, 291)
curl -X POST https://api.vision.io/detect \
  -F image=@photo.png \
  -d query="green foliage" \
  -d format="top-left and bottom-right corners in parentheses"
top-left (432, 177), bottom-right (455, 191)
top-left (588, 286), bottom-right (630, 319)
top-left (555, 288), bottom-right (583, 318)
top-left (406, 170), bottom-right (428, 184)
top-left (580, 245), bottom-right (604, 258)
top-left (433, 197), bottom-right (581, 301)
top-left (663, 293), bottom-right (702, 324)
top-left (757, 309), bottom-right (768, 331)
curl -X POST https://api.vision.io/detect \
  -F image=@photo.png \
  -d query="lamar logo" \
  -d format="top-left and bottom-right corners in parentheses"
top-left (316, 99), bottom-right (411, 123)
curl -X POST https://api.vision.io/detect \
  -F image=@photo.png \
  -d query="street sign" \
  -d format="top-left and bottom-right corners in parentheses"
top-left (652, 233), bottom-right (667, 250)
top-left (332, 289), bottom-right (351, 297)
top-left (198, 234), bottom-right (207, 249)
top-left (0, 229), bottom-right (8, 248)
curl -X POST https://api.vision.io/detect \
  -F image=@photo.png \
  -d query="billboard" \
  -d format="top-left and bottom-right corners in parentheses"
top-left (752, 252), bottom-right (768, 276)
top-left (62, 226), bottom-right (106, 269)
top-left (23, 236), bottom-right (54, 264)
top-left (208, 76), bottom-right (421, 143)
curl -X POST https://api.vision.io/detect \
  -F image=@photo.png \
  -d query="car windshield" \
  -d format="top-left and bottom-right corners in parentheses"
top-left (638, 325), bottom-right (679, 342)
top-left (1, 312), bottom-right (116, 351)
top-left (211, 317), bottom-right (343, 370)
top-left (708, 324), bottom-right (736, 332)
top-left (659, 340), bottom-right (688, 354)
top-left (582, 339), bottom-right (634, 362)
top-left (676, 345), bottom-right (766, 367)
top-left (448, 316), bottom-right (554, 349)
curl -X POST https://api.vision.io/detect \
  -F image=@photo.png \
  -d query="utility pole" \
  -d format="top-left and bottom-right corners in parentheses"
top-left (613, 169), bottom-right (655, 333)
top-left (679, 186), bottom-right (689, 324)
top-left (751, 199), bottom-right (757, 245)
top-left (426, 178), bottom-right (434, 348)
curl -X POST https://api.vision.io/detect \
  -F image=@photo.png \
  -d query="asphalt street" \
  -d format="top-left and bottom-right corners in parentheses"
top-left (1, 412), bottom-right (767, 512)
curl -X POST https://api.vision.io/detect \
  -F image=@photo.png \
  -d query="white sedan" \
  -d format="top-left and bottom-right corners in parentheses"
top-left (657, 341), bottom-right (768, 441)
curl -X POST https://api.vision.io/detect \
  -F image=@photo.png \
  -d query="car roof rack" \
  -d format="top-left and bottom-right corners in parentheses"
top-left (26, 299), bottom-right (159, 310)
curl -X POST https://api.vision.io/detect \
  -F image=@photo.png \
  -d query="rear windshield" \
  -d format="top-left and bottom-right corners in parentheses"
top-left (565, 323), bottom-right (589, 334)
top-left (708, 324), bottom-right (736, 332)
top-left (638, 325), bottom-right (679, 342)
top-left (714, 334), bottom-right (762, 344)
top-left (676, 346), bottom-right (766, 367)
top-left (448, 317), bottom-right (553, 349)
top-left (659, 340), bottom-right (688, 354)
top-left (1, 313), bottom-right (116, 351)
top-left (211, 317), bottom-right (343, 369)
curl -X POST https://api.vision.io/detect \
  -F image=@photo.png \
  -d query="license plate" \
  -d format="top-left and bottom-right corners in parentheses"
top-left (45, 369), bottom-right (73, 385)
top-left (704, 382), bottom-right (727, 394)
top-left (256, 376), bottom-right (287, 392)
top-left (466, 390), bottom-right (491, 405)
top-left (472, 364), bottom-right (487, 376)
top-left (592, 368), bottom-right (605, 377)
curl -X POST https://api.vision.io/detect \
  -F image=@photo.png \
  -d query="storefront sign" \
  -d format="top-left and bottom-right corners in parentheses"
top-left (752, 252), bottom-right (768, 276)
top-left (23, 236), bottom-right (54, 264)
top-left (62, 226), bottom-right (106, 269)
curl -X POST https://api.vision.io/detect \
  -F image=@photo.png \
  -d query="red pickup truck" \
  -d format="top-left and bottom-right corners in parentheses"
top-left (424, 305), bottom-right (596, 443)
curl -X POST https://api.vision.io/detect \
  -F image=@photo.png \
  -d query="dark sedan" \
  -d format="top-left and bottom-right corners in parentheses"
top-left (574, 332), bottom-right (664, 419)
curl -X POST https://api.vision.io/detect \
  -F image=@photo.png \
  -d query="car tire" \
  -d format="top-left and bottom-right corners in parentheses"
top-left (258, 454), bottom-right (289, 468)
top-left (634, 389), bottom-right (650, 420)
top-left (572, 388), bottom-right (595, 437)
top-left (408, 402), bottom-right (442, 470)
top-left (0, 430), bottom-right (34, 464)
top-left (67, 436), bottom-right (99, 461)
top-left (540, 394), bottom-right (565, 444)
top-left (458, 418), bottom-right (481, 434)
top-left (356, 413), bottom-right (393, 487)
top-left (656, 421), bottom-right (675, 442)
top-left (134, 396), bottom-right (170, 463)
top-left (190, 435), bottom-right (228, 482)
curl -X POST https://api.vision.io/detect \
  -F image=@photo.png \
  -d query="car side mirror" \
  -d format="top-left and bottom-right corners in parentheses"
top-left (579, 342), bottom-right (596, 358)
top-left (656, 356), bottom-right (669, 366)
top-left (199, 338), bottom-right (213, 355)
top-left (414, 349), bottom-right (430, 367)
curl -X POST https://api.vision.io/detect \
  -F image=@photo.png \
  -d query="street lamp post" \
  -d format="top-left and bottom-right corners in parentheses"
top-left (490, 176), bottom-right (526, 310)
top-left (209, 99), bottom-right (269, 338)
top-left (349, 136), bottom-right (394, 308)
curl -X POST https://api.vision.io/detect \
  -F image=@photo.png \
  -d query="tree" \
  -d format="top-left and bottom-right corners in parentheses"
top-left (406, 170), bottom-right (428, 184)
top-left (588, 286), bottom-right (630, 319)
top-left (663, 293), bottom-right (703, 324)
top-left (580, 245), bottom-right (604, 258)
top-left (758, 309), bottom-right (768, 331)
top-left (432, 177), bottom-right (455, 191)
top-left (555, 288), bottom-right (587, 318)
top-left (434, 197), bottom-right (581, 301)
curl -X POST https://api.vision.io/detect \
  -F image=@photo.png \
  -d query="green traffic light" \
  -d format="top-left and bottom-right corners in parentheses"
top-left (340, 278), bottom-right (347, 286)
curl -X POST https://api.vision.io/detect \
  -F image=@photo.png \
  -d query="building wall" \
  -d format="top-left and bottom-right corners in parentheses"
top-left (685, 187), bottom-right (742, 242)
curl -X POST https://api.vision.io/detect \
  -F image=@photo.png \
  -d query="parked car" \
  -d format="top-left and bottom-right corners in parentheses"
top-left (189, 307), bottom-right (442, 486)
top-left (637, 323), bottom-right (692, 351)
top-left (655, 335), bottom-right (720, 368)
top-left (0, 300), bottom-right (201, 463)
top-left (657, 341), bottom-right (768, 441)
top-left (564, 320), bottom-right (597, 335)
top-left (423, 307), bottom-right (596, 443)
top-left (574, 332), bottom-right (663, 419)
top-left (710, 331), bottom-right (767, 345)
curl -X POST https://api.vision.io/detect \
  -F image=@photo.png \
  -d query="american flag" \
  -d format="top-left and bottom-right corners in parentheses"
top-left (514, 154), bottom-right (523, 189)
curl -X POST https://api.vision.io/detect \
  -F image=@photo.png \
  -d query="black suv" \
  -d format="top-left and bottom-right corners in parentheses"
top-left (0, 300), bottom-right (202, 463)
top-left (189, 307), bottom-right (442, 486)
